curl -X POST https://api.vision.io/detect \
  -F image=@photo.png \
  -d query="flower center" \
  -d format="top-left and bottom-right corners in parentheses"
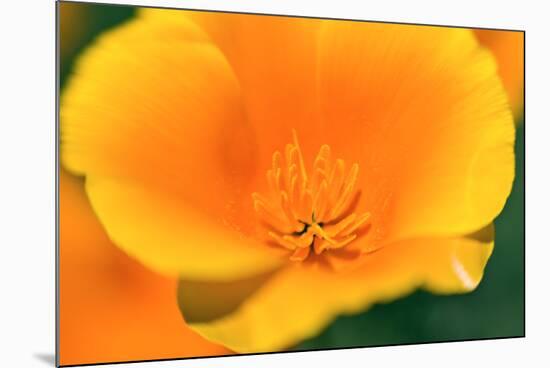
top-left (252, 130), bottom-right (371, 262)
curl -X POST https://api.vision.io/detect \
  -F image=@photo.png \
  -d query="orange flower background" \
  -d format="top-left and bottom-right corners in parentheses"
top-left (475, 29), bottom-right (524, 120)
top-left (58, 2), bottom-right (524, 366)
top-left (59, 169), bottom-right (229, 365)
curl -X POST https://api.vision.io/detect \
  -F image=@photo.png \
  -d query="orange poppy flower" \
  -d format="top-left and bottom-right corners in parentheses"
top-left (475, 29), bottom-right (524, 119)
top-left (60, 9), bottom-right (515, 354)
top-left (58, 169), bottom-right (229, 365)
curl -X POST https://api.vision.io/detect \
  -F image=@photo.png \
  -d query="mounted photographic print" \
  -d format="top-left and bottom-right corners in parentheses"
top-left (56, 1), bottom-right (525, 366)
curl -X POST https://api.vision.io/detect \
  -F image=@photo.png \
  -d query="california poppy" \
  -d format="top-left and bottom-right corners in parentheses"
top-left (60, 9), bottom-right (515, 354)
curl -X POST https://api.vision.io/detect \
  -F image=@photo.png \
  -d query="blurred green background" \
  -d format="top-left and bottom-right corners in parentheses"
top-left (59, 1), bottom-right (524, 352)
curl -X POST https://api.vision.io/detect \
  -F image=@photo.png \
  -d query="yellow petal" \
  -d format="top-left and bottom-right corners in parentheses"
top-left (316, 22), bottom-right (515, 242)
top-left (475, 29), bottom-right (524, 119)
top-left (61, 15), bottom-right (283, 279)
top-left (179, 227), bottom-right (494, 352)
top-left (412, 224), bottom-right (495, 293)
top-left (59, 170), bottom-right (229, 365)
top-left (85, 175), bottom-right (284, 281)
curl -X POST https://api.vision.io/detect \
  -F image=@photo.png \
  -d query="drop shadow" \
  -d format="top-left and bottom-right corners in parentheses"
top-left (33, 353), bottom-right (56, 367)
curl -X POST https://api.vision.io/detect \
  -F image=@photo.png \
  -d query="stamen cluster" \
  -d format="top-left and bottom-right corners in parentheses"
top-left (253, 131), bottom-right (370, 261)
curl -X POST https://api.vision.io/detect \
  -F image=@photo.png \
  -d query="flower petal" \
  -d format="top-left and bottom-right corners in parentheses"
top-left (59, 170), bottom-right (229, 366)
top-left (316, 22), bottom-right (515, 242)
top-left (140, 8), bottom-right (325, 169)
top-left (61, 15), bottom-right (284, 279)
top-left (475, 29), bottom-right (524, 119)
top-left (85, 175), bottom-right (284, 281)
top-left (178, 226), bottom-right (494, 352)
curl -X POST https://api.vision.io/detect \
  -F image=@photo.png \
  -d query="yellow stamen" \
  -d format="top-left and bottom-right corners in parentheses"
top-left (253, 130), bottom-right (370, 262)
top-left (290, 246), bottom-right (311, 262)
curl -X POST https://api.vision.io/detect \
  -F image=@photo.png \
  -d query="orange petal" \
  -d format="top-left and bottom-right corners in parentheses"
top-left (140, 8), bottom-right (325, 172)
top-left (475, 29), bottom-right (524, 119)
top-left (179, 226), bottom-right (494, 352)
top-left (59, 170), bottom-right (229, 366)
top-left (61, 15), bottom-right (283, 279)
top-left (317, 22), bottom-right (514, 242)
